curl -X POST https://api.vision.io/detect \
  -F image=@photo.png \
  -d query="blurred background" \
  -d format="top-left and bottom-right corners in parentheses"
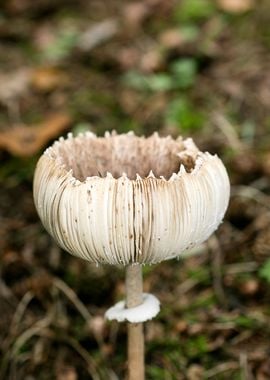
top-left (0, 0), bottom-right (270, 379)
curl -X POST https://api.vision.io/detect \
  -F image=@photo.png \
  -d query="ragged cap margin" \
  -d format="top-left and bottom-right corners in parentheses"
top-left (33, 131), bottom-right (230, 265)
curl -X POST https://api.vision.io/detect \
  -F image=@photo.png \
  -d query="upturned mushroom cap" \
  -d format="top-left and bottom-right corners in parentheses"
top-left (33, 131), bottom-right (230, 265)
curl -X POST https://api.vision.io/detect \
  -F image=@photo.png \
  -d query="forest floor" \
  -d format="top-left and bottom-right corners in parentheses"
top-left (0, 0), bottom-right (270, 379)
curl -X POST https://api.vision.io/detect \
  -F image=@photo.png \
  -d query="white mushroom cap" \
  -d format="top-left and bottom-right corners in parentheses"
top-left (33, 131), bottom-right (230, 265)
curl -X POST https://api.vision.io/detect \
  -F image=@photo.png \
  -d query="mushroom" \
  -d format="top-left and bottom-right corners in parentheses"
top-left (33, 131), bottom-right (230, 380)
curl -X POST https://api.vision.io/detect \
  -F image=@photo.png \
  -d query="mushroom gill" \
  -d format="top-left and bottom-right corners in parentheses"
top-left (49, 131), bottom-right (198, 181)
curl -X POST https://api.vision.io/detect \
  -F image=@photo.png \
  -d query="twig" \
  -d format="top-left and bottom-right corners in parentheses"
top-left (225, 261), bottom-right (258, 275)
top-left (240, 352), bottom-right (254, 380)
top-left (53, 277), bottom-right (92, 321)
top-left (230, 330), bottom-right (253, 345)
top-left (10, 291), bottom-right (34, 335)
top-left (212, 112), bottom-right (245, 151)
top-left (62, 334), bottom-right (118, 380)
top-left (60, 334), bottom-right (100, 380)
top-left (11, 315), bottom-right (53, 357)
top-left (208, 235), bottom-right (227, 307)
top-left (53, 277), bottom-right (105, 350)
top-left (231, 185), bottom-right (270, 209)
top-left (250, 177), bottom-right (270, 190)
top-left (204, 361), bottom-right (239, 378)
top-left (0, 315), bottom-right (53, 380)
top-left (210, 322), bottom-right (236, 331)
top-left (0, 278), bottom-right (17, 305)
top-left (176, 278), bottom-right (199, 294)
top-left (78, 19), bottom-right (118, 52)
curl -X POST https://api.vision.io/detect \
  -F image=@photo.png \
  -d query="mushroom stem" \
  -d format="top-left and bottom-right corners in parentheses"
top-left (126, 264), bottom-right (144, 380)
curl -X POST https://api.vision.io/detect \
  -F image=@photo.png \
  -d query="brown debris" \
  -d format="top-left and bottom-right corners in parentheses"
top-left (0, 0), bottom-right (270, 378)
top-left (140, 50), bottom-right (163, 73)
top-left (239, 278), bottom-right (260, 296)
top-left (56, 366), bottom-right (78, 380)
top-left (0, 68), bottom-right (32, 105)
top-left (257, 359), bottom-right (270, 380)
top-left (0, 113), bottom-right (71, 157)
top-left (77, 19), bottom-right (119, 52)
top-left (187, 364), bottom-right (204, 380)
top-left (31, 67), bottom-right (69, 92)
top-left (159, 29), bottom-right (185, 49)
top-left (217, 0), bottom-right (254, 13)
top-left (122, 2), bottom-right (150, 30)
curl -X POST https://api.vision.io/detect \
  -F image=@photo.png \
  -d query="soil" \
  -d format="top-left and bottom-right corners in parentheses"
top-left (0, 0), bottom-right (270, 379)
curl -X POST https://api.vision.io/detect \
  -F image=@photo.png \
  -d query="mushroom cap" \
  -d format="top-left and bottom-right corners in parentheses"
top-left (33, 131), bottom-right (230, 265)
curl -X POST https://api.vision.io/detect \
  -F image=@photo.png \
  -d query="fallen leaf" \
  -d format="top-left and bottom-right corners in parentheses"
top-left (159, 29), bottom-right (184, 49)
top-left (257, 359), bottom-right (270, 380)
top-left (77, 19), bottom-right (118, 52)
top-left (0, 68), bottom-right (32, 105)
top-left (87, 315), bottom-right (106, 337)
top-left (262, 152), bottom-right (270, 176)
top-left (31, 67), bottom-right (68, 92)
top-left (57, 366), bottom-right (78, 380)
top-left (186, 364), bottom-right (204, 380)
top-left (117, 48), bottom-right (141, 69)
top-left (217, 0), bottom-right (254, 13)
top-left (122, 3), bottom-right (150, 29)
top-left (175, 319), bottom-right (188, 333)
top-left (140, 50), bottom-right (162, 72)
top-left (239, 278), bottom-right (259, 296)
top-left (0, 113), bottom-right (71, 157)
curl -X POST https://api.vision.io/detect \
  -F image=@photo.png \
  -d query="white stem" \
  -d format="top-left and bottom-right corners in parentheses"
top-left (125, 265), bottom-right (144, 380)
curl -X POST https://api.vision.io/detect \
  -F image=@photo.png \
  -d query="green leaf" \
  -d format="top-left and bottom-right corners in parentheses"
top-left (170, 58), bottom-right (197, 89)
top-left (185, 335), bottom-right (208, 358)
top-left (41, 28), bottom-right (79, 62)
top-left (124, 71), bottom-right (173, 92)
top-left (72, 122), bottom-right (93, 135)
top-left (123, 71), bottom-right (149, 91)
top-left (176, 0), bottom-right (216, 22)
top-left (146, 74), bottom-right (173, 92)
top-left (180, 25), bottom-right (200, 42)
top-left (259, 259), bottom-right (270, 283)
top-left (166, 98), bottom-right (205, 131)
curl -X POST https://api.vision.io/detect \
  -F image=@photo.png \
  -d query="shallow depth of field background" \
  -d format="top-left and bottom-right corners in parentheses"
top-left (0, 0), bottom-right (270, 379)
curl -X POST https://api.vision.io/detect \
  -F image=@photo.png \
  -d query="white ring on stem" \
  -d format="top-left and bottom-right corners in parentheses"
top-left (105, 293), bottom-right (160, 323)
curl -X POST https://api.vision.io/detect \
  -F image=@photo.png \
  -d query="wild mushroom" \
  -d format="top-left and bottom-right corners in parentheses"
top-left (33, 131), bottom-right (230, 380)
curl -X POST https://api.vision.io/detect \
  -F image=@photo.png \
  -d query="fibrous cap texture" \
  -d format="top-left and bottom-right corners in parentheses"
top-left (33, 131), bottom-right (230, 265)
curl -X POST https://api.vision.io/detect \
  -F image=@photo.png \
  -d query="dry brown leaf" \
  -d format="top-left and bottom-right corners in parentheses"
top-left (87, 315), bottom-right (106, 337)
top-left (56, 366), bottom-right (78, 380)
top-left (261, 152), bottom-right (270, 176)
top-left (217, 0), bottom-right (254, 13)
top-left (0, 68), bottom-right (32, 105)
top-left (117, 48), bottom-right (141, 69)
top-left (257, 359), bottom-right (270, 380)
top-left (31, 67), bottom-right (68, 92)
top-left (140, 50), bottom-right (162, 72)
top-left (187, 364), bottom-right (204, 380)
top-left (78, 19), bottom-right (118, 52)
top-left (122, 2), bottom-right (150, 29)
top-left (239, 278), bottom-right (260, 296)
top-left (0, 113), bottom-right (71, 157)
top-left (159, 29), bottom-right (184, 49)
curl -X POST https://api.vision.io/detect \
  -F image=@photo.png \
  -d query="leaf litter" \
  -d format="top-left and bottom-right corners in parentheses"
top-left (0, 0), bottom-right (270, 379)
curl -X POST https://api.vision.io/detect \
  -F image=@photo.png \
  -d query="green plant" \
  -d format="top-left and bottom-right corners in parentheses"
top-left (41, 28), bottom-right (79, 62)
top-left (166, 97), bottom-right (205, 131)
top-left (175, 0), bottom-right (216, 22)
top-left (170, 58), bottom-right (197, 89)
top-left (259, 259), bottom-right (270, 283)
top-left (123, 58), bottom-right (198, 93)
